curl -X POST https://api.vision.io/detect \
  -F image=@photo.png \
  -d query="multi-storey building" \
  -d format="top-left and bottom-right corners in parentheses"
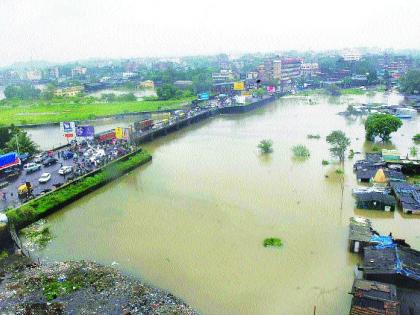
top-left (301, 63), bottom-right (320, 76)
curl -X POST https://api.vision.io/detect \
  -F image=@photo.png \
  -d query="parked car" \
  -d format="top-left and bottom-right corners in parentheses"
top-left (18, 153), bottom-right (31, 163)
top-left (33, 153), bottom-right (48, 164)
top-left (62, 151), bottom-right (74, 160)
top-left (58, 165), bottom-right (73, 175)
top-left (23, 162), bottom-right (42, 174)
top-left (43, 157), bottom-right (58, 167)
top-left (38, 173), bottom-right (51, 183)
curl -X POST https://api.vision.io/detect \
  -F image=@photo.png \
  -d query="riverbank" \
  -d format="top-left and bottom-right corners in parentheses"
top-left (0, 97), bottom-right (193, 126)
top-left (5, 149), bottom-right (152, 229)
top-left (0, 254), bottom-right (199, 314)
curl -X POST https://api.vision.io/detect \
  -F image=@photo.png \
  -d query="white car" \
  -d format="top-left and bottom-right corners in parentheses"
top-left (58, 166), bottom-right (73, 175)
top-left (38, 173), bottom-right (51, 183)
top-left (23, 162), bottom-right (42, 173)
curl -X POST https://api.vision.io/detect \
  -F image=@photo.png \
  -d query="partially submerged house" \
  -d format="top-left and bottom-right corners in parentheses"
top-left (355, 192), bottom-right (397, 211)
top-left (390, 182), bottom-right (420, 214)
top-left (363, 246), bottom-right (420, 289)
top-left (349, 217), bottom-right (375, 253)
top-left (349, 279), bottom-right (400, 315)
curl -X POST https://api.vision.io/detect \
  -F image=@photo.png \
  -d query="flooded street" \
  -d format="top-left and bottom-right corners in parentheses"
top-left (28, 93), bottom-right (420, 315)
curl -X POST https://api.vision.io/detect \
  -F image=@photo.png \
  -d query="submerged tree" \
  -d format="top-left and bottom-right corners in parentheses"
top-left (292, 145), bottom-right (310, 158)
top-left (326, 130), bottom-right (351, 164)
top-left (365, 114), bottom-right (402, 142)
top-left (410, 146), bottom-right (418, 157)
top-left (258, 139), bottom-right (273, 154)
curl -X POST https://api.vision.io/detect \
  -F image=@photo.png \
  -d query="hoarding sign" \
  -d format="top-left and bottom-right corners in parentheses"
top-left (123, 128), bottom-right (131, 141)
top-left (76, 125), bottom-right (95, 137)
top-left (115, 127), bottom-right (123, 139)
top-left (98, 131), bottom-right (115, 142)
top-left (60, 121), bottom-right (75, 139)
top-left (233, 82), bottom-right (245, 91)
top-left (267, 86), bottom-right (276, 93)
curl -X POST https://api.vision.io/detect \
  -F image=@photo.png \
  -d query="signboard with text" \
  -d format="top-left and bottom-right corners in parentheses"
top-left (60, 121), bottom-right (75, 139)
top-left (233, 82), bottom-right (245, 91)
top-left (76, 125), bottom-right (95, 137)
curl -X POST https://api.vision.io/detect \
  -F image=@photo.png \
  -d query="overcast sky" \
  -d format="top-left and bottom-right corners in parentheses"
top-left (1, 0), bottom-right (420, 66)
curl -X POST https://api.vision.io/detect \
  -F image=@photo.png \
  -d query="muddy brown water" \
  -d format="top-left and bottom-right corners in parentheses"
top-left (26, 92), bottom-right (420, 315)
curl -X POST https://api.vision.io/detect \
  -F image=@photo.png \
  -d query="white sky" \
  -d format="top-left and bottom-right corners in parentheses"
top-left (1, 0), bottom-right (420, 66)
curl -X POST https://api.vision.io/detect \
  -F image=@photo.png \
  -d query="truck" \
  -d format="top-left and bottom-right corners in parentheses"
top-left (134, 119), bottom-right (154, 132)
top-left (0, 152), bottom-right (20, 171)
top-left (18, 182), bottom-right (33, 200)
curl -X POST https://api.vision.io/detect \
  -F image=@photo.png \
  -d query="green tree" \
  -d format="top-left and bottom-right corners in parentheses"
top-left (258, 139), bottom-right (273, 154)
top-left (325, 84), bottom-right (341, 96)
top-left (156, 84), bottom-right (177, 100)
top-left (399, 70), bottom-right (420, 94)
top-left (365, 114), bottom-right (403, 142)
top-left (326, 130), bottom-right (351, 163)
top-left (4, 84), bottom-right (40, 100)
top-left (5, 129), bottom-right (39, 155)
top-left (410, 146), bottom-right (418, 157)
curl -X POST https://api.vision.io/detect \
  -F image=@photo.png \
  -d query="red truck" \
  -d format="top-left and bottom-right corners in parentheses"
top-left (134, 119), bottom-right (153, 132)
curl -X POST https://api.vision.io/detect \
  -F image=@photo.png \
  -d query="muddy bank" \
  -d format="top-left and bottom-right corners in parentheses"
top-left (0, 255), bottom-right (199, 315)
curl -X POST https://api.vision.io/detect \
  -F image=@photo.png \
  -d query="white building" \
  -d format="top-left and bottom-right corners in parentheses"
top-left (342, 50), bottom-right (362, 62)
top-left (26, 70), bottom-right (42, 81)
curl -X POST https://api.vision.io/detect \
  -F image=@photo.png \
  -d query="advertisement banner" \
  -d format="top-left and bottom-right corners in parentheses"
top-left (115, 127), bottom-right (123, 139)
top-left (267, 86), bottom-right (276, 93)
top-left (60, 121), bottom-right (75, 139)
top-left (76, 125), bottom-right (95, 137)
top-left (233, 82), bottom-right (244, 91)
top-left (123, 128), bottom-right (131, 141)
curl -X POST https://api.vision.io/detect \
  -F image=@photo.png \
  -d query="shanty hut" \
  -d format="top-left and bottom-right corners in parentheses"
top-left (349, 279), bottom-right (400, 315)
top-left (349, 217), bottom-right (374, 253)
top-left (355, 192), bottom-right (396, 211)
top-left (363, 246), bottom-right (420, 289)
top-left (390, 182), bottom-right (420, 214)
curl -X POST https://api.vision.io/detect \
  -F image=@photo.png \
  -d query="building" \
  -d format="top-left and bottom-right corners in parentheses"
top-left (301, 63), bottom-right (320, 76)
top-left (342, 50), bottom-right (362, 62)
top-left (355, 191), bottom-right (397, 211)
top-left (212, 70), bottom-right (235, 84)
top-left (349, 279), bottom-right (400, 315)
top-left (26, 70), bottom-right (42, 81)
top-left (54, 86), bottom-right (84, 97)
top-left (139, 80), bottom-right (155, 89)
top-left (47, 67), bottom-right (59, 79)
top-left (363, 246), bottom-right (420, 289)
top-left (173, 80), bottom-right (193, 89)
top-left (348, 217), bottom-right (375, 253)
top-left (71, 66), bottom-right (87, 77)
top-left (389, 182), bottom-right (420, 214)
top-left (271, 58), bottom-right (302, 91)
top-left (246, 72), bottom-right (258, 80)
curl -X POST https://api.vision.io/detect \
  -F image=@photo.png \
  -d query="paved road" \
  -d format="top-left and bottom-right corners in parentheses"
top-left (0, 154), bottom-right (75, 211)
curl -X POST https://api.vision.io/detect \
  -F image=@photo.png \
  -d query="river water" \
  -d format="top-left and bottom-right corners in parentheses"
top-left (26, 92), bottom-right (420, 315)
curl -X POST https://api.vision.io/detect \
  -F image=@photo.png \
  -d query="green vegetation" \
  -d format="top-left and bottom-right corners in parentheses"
top-left (365, 114), bottom-right (403, 142)
top-left (335, 168), bottom-right (344, 175)
top-left (326, 130), bottom-right (351, 163)
top-left (407, 175), bottom-right (420, 184)
top-left (21, 220), bottom-right (52, 248)
top-left (399, 70), bottom-right (420, 94)
top-left (100, 93), bottom-right (136, 102)
top-left (292, 145), bottom-right (310, 158)
top-left (322, 160), bottom-right (329, 166)
top-left (307, 134), bottom-right (321, 139)
top-left (340, 88), bottom-right (366, 95)
top-left (6, 150), bottom-right (152, 228)
top-left (0, 97), bottom-right (193, 125)
top-left (0, 250), bottom-right (8, 260)
top-left (0, 125), bottom-right (39, 155)
top-left (371, 145), bottom-right (381, 152)
top-left (325, 84), bottom-right (341, 96)
top-left (410, 146), bottom-right (418, 157)
top-left (413, 134), bottom-right (420, 143)
top-left (348, 149), bottom-right (355, 159)
top-left (263, 238), bottom-right (282, 248)
top-left (257, 139), bottom-right (273, 154)
top-left (4, 84), bottom-right (41, 100)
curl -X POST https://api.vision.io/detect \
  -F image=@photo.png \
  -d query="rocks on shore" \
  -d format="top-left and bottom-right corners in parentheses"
top-left (0, 255), bottom-right (199, 315)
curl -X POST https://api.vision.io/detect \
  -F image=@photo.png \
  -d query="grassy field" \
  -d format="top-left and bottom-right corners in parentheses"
top-left (6, 149), bottom-right (152, 229)
top-left (0, 97), bottom-right (194, 126)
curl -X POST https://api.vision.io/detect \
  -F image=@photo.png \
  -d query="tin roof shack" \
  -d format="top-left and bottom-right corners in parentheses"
top-left (390, 182), bottom-right (420, 214)
top-left (349, 279), bottom-right (400, 315)
top-left (356, 192), bottom-right (397, 212)
top-left (363, 246), bottom-right (420, 289)
top-left (355, 154), bottom-right (386, 182)
top-left (382, 150), bottom-right (401, 162)
top-left (397, 288), bottom-right (420, 315)
top-left (349, 217), bottom-right (375, 253)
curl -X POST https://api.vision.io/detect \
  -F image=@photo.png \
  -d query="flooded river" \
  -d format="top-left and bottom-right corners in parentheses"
top-left (28, 92), bottom-right (420, 315)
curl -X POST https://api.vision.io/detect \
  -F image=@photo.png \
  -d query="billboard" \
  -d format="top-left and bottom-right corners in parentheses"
top-left (267, 86), bottom-right (276, 93)
top-left (198, 92), bottom-right (209, 100)
top-left (115, 127), bottom-right (123, 139)
top-left (233, 82), bottom-right (245, 91)
top-left (60, 121), bottom-right (75, 139)
top-left (76, 125), bottom-right (95, 137)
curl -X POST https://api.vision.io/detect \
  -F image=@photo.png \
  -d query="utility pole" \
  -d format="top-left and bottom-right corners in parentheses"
top-left (15, 134), bottom-right (20, 154)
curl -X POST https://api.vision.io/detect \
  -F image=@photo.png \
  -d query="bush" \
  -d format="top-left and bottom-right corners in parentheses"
top-left (307, 134), bottom-right (321, 139)
top-left (413, 134), bottom-right (420, 143)
top-left (263, 238), bottom-right (282, 248)
top-left (335, 169), bottom-right (344, 175)
top-left (322, 160), bottom-right (329, 165)
top-left (292, 145), bottom-right (310, 158)
top-left (258, 139), bottom-right (273, 154)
